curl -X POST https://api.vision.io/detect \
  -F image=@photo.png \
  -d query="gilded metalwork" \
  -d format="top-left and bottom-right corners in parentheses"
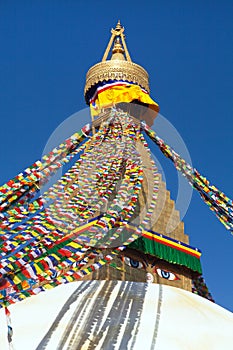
top-left (85, 60), bottom-right (150, 95)
top-left (102, 20), bottom-right (131, 62)
top-left (84, 21), bottom-right (150, 98)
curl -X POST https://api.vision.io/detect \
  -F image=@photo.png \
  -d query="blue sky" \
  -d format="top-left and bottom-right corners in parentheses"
top-left (0, 1), bottom-right (232, 311)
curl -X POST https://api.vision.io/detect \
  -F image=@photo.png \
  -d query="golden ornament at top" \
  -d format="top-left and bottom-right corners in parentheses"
top-left (84, 21), bottom-right (150, 101)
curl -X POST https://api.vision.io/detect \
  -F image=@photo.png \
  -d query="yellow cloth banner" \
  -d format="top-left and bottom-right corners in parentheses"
top-left (90, 84), bottom-right (159, 116)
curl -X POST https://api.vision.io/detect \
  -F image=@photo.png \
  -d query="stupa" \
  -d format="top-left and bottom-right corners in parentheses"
top-left (0, 21), bottom-right (232, 349)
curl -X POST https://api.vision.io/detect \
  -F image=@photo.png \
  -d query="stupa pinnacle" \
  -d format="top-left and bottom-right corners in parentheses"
top-left (84, 21), bottom-right (151, 102)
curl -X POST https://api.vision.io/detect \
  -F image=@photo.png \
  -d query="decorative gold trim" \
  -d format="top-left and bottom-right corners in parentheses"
top-left (85, 59), bottom-right (150, 96)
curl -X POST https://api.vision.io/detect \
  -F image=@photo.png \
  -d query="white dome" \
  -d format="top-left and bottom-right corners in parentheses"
top-left (0, 281), bottom-right (232, 350)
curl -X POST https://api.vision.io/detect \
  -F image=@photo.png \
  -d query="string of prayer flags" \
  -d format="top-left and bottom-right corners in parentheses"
top-left (0, 124), bottom-right (91, 213)
top-left (142, 121), bottom-right (233, 233)
top-left (0, 110), bottom-right (161, 309)
top-left (5, 307), bottom-right (14, 349)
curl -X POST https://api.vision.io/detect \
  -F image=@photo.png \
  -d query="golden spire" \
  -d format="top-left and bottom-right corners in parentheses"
top-left (111, 37), bottom-right (125, 60)
top-left (84, 21), bottom-right (150, 102)
top-left (115, 19), bottom-right (122, 30)
top-left (102, 20), bottom-right (131, 62)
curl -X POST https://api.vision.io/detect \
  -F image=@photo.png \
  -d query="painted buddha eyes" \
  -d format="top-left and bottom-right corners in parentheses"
top-left (156, 268), bottom-right (179, 281)
top-left (123, 256), bottom-right (179, 281)
top-left (123, 257), bottom-right (144, 269)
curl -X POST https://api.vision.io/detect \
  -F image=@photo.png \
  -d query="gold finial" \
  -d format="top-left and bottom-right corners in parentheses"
top-left (111, 20), bottom-right (124, 36)
top-left (115, 20), bottom-right (122, 31)
top-left (84, 21), bottom-right (150, 100)
top-left (102, 20), bottom-right (131, 62)
top-left (111, 37), bottom-right (125, 60)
